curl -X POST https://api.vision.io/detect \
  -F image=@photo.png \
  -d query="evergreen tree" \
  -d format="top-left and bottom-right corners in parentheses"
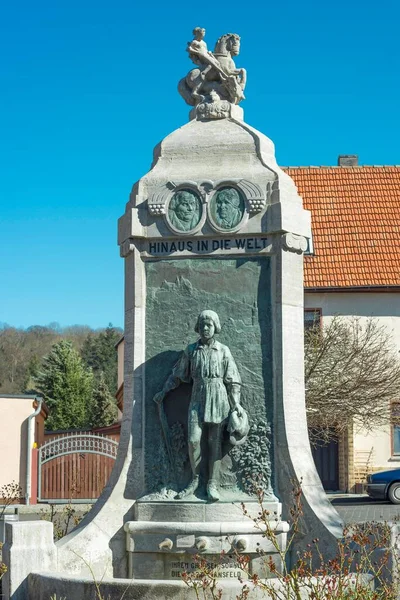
top-left (90, 372), bottom-right (118, 428)
top-left (35, 340), bottom-right (94, 430)
top-left (81, 324), bottom-right (121, 393)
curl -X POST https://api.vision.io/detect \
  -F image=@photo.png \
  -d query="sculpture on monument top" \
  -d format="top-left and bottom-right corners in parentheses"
top-left (153, 310), bottom-right (249, 501)
top-left (178, 27), bottom-right (247, 119)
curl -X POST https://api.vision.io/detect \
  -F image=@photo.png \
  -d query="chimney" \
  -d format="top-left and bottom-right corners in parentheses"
top-left (338, 154), bottom-right (358, 166)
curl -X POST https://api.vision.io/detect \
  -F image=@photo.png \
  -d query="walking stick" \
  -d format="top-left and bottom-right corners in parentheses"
top-left (157, 400), bottom-right (178, 483)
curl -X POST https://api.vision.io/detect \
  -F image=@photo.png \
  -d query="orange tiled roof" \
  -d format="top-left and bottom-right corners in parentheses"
top-left (284, 166), bottom-right (400, 289)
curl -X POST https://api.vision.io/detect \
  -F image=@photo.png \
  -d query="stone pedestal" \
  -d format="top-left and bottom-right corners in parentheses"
top-left (2, 521), bottom-right (56, 600)
top-left (126, 500), bottom-right (287, 581)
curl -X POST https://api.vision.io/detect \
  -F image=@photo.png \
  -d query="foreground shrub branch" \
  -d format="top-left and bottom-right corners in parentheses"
top-left (182, 484), bottom-right (400, 599)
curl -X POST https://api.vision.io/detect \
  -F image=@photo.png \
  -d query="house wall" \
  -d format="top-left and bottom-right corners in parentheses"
top-left (305, 292), bottom-right (400, 489)
top-left (35, 409), bottom-right (46, 447)
top-left (353, 424), bottom-right (392, 469)
top-left (0, 396), bottom-right (37, 497)
top-left (304, 291), bottom-right (400, 347)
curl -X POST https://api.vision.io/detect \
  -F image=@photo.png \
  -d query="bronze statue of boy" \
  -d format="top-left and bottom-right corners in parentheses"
top-left (153, 310), bottom-right (244, 501)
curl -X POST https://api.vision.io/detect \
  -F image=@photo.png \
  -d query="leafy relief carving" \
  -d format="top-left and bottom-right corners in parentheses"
top-left (231, 419), bottom-right (275, 498)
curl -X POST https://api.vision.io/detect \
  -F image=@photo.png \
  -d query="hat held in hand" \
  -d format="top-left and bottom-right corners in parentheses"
top-left (227, 406), bottom-right (249, 446)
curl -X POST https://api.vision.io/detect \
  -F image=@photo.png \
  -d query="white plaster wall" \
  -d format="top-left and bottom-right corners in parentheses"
top-left (352, 424), bottom-right (397, 470)
top-left (304, 292), bottom-right (400, 347)
top-left (304, 292), bottom-right (400, 470)
top-left (0, 396), bottom-right (36, 494)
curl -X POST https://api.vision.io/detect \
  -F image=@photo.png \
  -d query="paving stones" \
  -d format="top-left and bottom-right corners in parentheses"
top-left (332, 496), bottom-right (400, 524)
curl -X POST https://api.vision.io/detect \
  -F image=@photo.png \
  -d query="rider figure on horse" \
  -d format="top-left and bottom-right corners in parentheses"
top-left (183, 28), bottom-right (246, 106)
top-left (187, 27), bottom-right (227, 103)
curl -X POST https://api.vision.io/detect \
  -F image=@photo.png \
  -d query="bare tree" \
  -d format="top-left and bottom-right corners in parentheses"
top-left (305, 316), bottom-right (400, 445)
top-left (0, 326), bottom-right (28, 391)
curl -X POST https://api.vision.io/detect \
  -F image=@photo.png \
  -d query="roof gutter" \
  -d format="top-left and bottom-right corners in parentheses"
top-left (305, 285), bottom-right (400, 294)
top-left (25, 396), bottom-right (43, 505)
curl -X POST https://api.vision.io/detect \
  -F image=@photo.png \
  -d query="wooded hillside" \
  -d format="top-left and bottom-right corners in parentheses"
top-left (0, 323), bottom-right (123, 430)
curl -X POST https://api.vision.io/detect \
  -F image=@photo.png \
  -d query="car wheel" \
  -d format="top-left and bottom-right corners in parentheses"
top-left (388, 482), bottom-right (400, 504)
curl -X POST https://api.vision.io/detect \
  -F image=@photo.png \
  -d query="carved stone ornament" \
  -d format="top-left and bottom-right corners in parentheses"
top-left (178, 27), bottom-right (246, 120)
top-left (196, 97), bottom-right (231, 120)
top-left (120, 240), bottom-right (135, 258)
top-left (148, 183), bottom-right (174, 216)
top-left (282, 233), bottom-right (308, 253)
top-left (236, 180), bottom-right (266, 213)
top-left (148, 203), bottom-right (165, 216)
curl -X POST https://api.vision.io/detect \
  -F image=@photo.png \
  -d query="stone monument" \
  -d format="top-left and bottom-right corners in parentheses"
top-left (3, 28), bottom-right (343, 600)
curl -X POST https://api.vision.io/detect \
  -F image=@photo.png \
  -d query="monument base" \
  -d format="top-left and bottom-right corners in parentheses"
top-left (27, 573), bottom-right (274, 599)
top-left (28, 572), bottom-right (375, 600)
top-left (134, 498), bottom-right (281, 522)
top-left (125, 500), bottom-right (288, 581)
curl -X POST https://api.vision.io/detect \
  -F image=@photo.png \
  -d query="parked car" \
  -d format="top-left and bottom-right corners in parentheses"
top-left (367, 469), bottom-right (400, 504)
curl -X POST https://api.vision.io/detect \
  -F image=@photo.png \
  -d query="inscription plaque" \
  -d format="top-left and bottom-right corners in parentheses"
top-left (168, 556), bottom-right (248, 580)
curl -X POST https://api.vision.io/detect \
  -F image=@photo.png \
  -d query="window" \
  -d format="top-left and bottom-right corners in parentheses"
top-left (392, 403), bottom-right (400, 455)
top-left (304, 309), bottom-right (321, 330)
top-left (304, 234), bottom-right (314, 255)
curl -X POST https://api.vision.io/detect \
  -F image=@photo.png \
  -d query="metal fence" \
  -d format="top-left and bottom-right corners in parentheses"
top-left (38, 432), bottom-right (119, 503)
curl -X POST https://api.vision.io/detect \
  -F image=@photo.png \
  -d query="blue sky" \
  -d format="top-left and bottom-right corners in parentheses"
top-left (1, 0), bottom-right (399, 329)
